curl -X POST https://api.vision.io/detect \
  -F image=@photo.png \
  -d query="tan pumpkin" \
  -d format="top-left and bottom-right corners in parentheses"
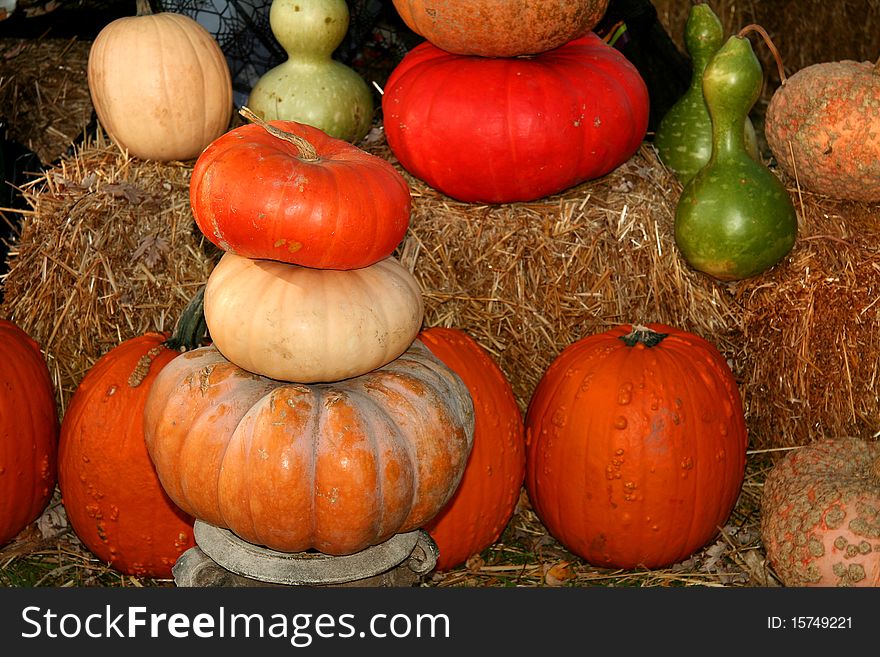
top-left (87, 0), bottom-right (233, 162)
top-left (391, 0), bottom-right (610, 57)
top-left (203, 253), bottom-right (424, 383)
top-left (761, 438), bottom-right (880, 587)
top-left (143, 340), bottom-right (475, 555)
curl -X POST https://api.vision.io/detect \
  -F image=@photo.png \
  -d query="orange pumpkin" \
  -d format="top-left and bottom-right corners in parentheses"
top-left (0, 320), bottom-right (58, 547)
top-left (143, 340), bottom-right (475, 556)
top-left (525, 323), bottom-right (747, 569)
top-left (57, 295), bottom-right (205, 577)
top-left (391, 0), bottom-right (610, 57)
top-left (419, 327), bottom-right (526, 571)
top-left (761, 438), bottom-right (880, 587)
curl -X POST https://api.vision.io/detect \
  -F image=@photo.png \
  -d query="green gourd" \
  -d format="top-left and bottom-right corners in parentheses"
top-left (654, 2), bottom-right (758, 184)
top-left (246, 0), bottom-right (374, 143)
top-left (674, 28), bottom-right (797, 282)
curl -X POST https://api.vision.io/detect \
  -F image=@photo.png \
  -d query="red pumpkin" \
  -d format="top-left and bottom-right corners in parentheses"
top-left (190, 112), bottom-right (411, 270)
top-left (143, 340), bottom-right (475, 556)
top-left (419, 327), bottom-right (526, 571)
top-left (0, 320), bottom-right (58, 547)
top-left (382, 33), bottom-right (649, 203)
top-left (391, 0), bottom-right (610, 57)
top-left (57, 296), bottom-right (205, 577)
top-left (525, 324), bottom-right (747, 569)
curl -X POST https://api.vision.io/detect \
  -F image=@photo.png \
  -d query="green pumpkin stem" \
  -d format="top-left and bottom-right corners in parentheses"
top-left (619, 324), bottom-right (669, 348)
top-left (239, 106), bottom-right (320, 162)
top-left (737, 24), bottom-right (787, 85)
top-left (136, 0), bottom-right (153, 17)
top-left (163, 286), bottom-right (207, 352)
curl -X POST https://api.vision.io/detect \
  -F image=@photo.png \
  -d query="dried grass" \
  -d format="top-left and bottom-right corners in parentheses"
top-left (0, 37), bottom-right (92, 166)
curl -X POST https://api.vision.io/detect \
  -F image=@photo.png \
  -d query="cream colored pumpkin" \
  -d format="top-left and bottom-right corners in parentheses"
top-left (87, 0), bottom-right (233, 162)
top-left (204, 253), bottom-right (425, 383)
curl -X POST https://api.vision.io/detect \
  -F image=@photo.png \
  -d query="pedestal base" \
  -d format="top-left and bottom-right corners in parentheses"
top-left (172, 521), bottom-right (439, 588)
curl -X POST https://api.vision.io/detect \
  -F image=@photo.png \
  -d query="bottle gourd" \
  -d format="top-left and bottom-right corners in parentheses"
top-left (654, 2), bottom-right (758, 184)
top-left (674, 31), bottom-right (797, 281)
top-left (246, 0), bottom-right (374, 143)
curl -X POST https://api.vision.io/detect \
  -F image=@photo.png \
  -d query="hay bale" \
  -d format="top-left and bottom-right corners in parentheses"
top-left (0, 37), bottom-right (93, 166)
top-left (0, 129), bottom-right (219, 413)
top-left (385, 141), bottom-right (742, 412)
top-left (735, 184), bottom-right (880, 448)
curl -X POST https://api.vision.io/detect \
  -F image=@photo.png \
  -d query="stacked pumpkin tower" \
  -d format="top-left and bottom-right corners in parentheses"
top-left (141, 110), bottom-right (478, 570)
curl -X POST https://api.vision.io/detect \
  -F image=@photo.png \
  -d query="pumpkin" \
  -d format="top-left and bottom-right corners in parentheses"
top-left (203, 252), bottom-right (424, 383)
top-left (764, 56), bottom-right (880, 203)
top-left (191, 109), bottom-right (411, 270)
top-left (87, 0), bottom-right (233, 162)
top-left (246, 0), bottom-right (374, 143)
top-left (382, 33), bottom-right (649, 203)
top-left (761, 438), bottom-right (880, 587)
top-left (390, 0), bottom-right (610, 58)
top-left (143, 340), bottom-right (475, 556)
top-left (419, 327), bottom-right (526, 572)
top-left (56, 292), bottom-right (206, 577)
top-left (525, 324), bottom-right (747, 569)
top-left (0, 320), bottom-right (58, 547)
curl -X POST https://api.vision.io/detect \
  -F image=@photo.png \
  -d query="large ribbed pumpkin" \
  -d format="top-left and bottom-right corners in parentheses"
top-left (761, 438), bottom-right (880, 587)
top-left (382, 33), bottom-right (649, 203)
top-left (57, 297), bottom-right (206, 577)
top-left (143, 340), bottom-right (475, 556)
top-left (390, 0), bottom-right (610, 57)
top-left (764, 57), bottom-right (880, 203)
top-left (87, 0), bottom-right (232, 162)
top-left (0, 320), bottom-right (58, 547)
top-left (191, 110), bottom-right (411, 270)
top-left (525, 324), bottom-right (747, 569)
top-left (419, 327), bottom-right (526, 571)
top-left (203, 252), bottom-right (424, 383)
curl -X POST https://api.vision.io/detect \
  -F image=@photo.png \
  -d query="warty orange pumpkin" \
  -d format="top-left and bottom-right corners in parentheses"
top-left (56, 292), bottom-right (205, 577)
top-left (525, 323), bottom-right (747, 569)
top-left (391, 0), bottom-right (610, 57)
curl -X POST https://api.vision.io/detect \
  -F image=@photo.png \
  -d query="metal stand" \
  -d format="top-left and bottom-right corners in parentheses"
top-left (173, 520), bottom-right (439, 588)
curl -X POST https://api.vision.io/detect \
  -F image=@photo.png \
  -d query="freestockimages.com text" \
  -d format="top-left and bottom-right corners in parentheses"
top-left (20, 605), bottom-right (451, 646)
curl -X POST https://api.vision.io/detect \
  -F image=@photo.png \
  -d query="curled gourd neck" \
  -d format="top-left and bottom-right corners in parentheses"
top-left (619, 325), bottom-right (669, 348)
top-left (239, 106), bottom-right (320, 162)
top-left (163, 286), bottom-right (207, 352)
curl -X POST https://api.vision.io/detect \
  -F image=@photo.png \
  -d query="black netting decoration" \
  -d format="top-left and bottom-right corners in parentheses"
top-left (158, 0), bottom-right (284, 107)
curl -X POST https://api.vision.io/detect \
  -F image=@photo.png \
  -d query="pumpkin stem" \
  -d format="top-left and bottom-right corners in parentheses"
top-left (163, 286), bottom-right (207, 353)
top-left (737, 24), bottom-right (787, 86)
top-left (619, 324), bottom-right (669, 348)
top-left (136, 0), bottom-right (153, 16)
top-left (239, 106), bottom-right (320, 162)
